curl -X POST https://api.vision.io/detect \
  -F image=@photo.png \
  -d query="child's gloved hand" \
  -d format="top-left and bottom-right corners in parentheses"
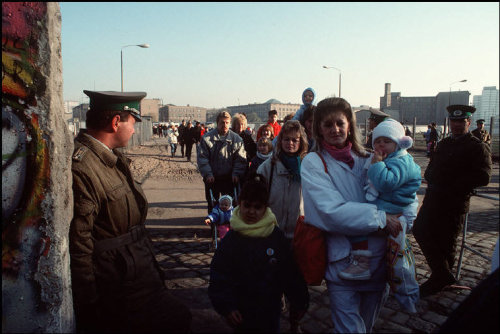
top-left (225, 310), bottom-right (243, 328)
top-left (204, 219), bottom-right (211, 226)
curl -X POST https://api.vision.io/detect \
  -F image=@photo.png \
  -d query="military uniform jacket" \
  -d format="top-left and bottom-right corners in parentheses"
top-left (70, 131), bottom-right (163, 312)
top-left (424, 132), bottom-right (491, 213)
top-left (471, 128), bottom-right (491, 145)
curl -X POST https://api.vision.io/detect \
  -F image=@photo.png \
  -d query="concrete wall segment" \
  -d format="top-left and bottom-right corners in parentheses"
top-left (2, 2), bottom-right (75, 332)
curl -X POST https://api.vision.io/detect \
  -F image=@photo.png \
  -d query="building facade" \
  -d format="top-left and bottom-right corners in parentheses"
top-left (72, 103), bottom-right (89, 131)
top-left (227, 99), bottom-right (301, 122)
top-left (472, 86), bottom-right (499, 135)
top-left (206, 108), bottom-right (229, 123)
top-left (159, 104), bottom-right (207, 123)
top-left (380, 83), bottom-right (470, 126)
top-left (139, 98), bottom-right (161, 122)
top-left (64, 101), bottom-right (78, 123)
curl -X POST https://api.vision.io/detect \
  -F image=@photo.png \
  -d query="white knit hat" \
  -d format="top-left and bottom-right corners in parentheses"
top-left (219, 194), bottom-right (233, 205)
top-left (372, 119), bottom-right (413, 150)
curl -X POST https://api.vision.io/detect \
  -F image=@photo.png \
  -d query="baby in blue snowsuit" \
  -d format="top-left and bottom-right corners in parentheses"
top-left (340, 118), bottom-right (421, 312)
top-left (340, 118), bottom-right (421, 281)
top-left (205, 195), bottom-right (233, 239)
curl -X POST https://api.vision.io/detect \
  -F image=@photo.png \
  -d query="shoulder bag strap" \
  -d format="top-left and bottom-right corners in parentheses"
top-left (315, 151), bottom-right (328, 173)
top-left (268, 159), bottom-right (275, 196)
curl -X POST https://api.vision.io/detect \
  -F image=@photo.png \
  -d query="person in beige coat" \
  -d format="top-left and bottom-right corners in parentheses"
top-left (257, 120), bottom-right (308, 240)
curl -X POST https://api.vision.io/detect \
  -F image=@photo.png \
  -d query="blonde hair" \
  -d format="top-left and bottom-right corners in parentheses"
top-left (231, 113), bottom-right (247, 131)
top-left (216, 111), bottom-right (231, 123)
top-left (273, 120), bottom-right (308, 161)
top-left (311, 97), bottom-right (367, 157)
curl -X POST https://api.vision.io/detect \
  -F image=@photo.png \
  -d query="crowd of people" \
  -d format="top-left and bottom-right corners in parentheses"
top-left (195, 95), bottom-right (493, 332)
top-left (153, 120), bottom-right (208, 160)
top-left (69, 88), bottom-right (495, 333)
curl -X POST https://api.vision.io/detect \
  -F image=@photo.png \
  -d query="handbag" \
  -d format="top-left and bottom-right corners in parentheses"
top-left (292, 152), bottom-right (329, 286)
top-left (293, 215), bottom-right (327, 285)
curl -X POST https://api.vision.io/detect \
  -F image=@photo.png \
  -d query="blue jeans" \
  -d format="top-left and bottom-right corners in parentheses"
top-left (326, 282), bottom-right (388, 333)
top-left (170, 143), bottom-right (177, 155)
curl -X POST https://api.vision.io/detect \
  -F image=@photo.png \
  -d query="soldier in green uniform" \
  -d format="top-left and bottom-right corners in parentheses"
top-left (365, 108), bottom-right (390, 150)
top-left (70, 90), bottom-right (191, 333)
top-left (413, 105), bottom-right (492, 298)
top-left (471, 119), bottom-right (491, 145)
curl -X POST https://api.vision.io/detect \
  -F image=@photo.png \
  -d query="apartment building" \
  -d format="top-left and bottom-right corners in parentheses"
top-left (380, 83), bottom-right (470, 126)
top-left (227, 99), bottom-right (301, 122)
top-left (139, 98), bottom-right (161, 122)
top-left (159, 104), bottom-right (207, 123)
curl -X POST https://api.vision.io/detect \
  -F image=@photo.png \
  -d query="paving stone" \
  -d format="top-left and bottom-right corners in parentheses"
top-left (391, 311), bottom-right (410, 325)
top-left (406, 316), bottom-right (437, 333)
top-left (377, 320), bottom-right (413, 333)
top-left (421, 310), bottom-right (448, 325)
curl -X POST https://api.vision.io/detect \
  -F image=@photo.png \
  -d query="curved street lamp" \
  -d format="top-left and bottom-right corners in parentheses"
top-left (121, 43), bottom-right (150, 91)
top-left (323, 65), bottom-right (342, 98)
top-left (448, 79), bottom-right (467, 106)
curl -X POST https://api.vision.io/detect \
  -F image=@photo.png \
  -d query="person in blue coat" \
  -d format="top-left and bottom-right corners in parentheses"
top-left (292, 87), bottom-right (317, 123)
top-left (204, 194), bottom-right (234, 240)
top-left (208, 174), bottom-right (309, 333)
top-left (339, 119), bottom-right (421, 281)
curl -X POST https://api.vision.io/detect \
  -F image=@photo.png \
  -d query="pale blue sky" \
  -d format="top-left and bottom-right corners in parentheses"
top-left (60, 2), bottom-right (499, 109)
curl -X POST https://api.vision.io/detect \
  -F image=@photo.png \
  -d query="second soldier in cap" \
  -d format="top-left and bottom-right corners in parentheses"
top-left (365, 108), bottom-right (390, 150)
top-left (413, 104), bottom-right (492, 297)
top-left (471, 119), bottom-right (491, 145)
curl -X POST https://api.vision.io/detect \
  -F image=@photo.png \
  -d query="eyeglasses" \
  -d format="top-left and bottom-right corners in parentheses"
top-left (282, 137), bottom-right (300, 144)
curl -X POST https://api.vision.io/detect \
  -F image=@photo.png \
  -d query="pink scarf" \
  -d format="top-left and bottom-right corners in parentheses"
top-left (321, 140), bottom-right (354, 169)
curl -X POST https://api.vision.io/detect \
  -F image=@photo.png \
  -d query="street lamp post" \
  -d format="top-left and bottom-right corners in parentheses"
top-left (322, 65), bottom-right (342, 98)
top-left (448, 79), bottom-right (467, 106)
top-left (121, 43), bottom-right (150, 92)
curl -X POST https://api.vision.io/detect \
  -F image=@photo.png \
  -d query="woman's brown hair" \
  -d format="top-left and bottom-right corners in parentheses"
top-left (311, 97), bottom-right (367, 157)
top-left (273, 120), bottom-right (308, 161)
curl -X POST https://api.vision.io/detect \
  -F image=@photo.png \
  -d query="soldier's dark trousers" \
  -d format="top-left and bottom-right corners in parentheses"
top-left (413, 201), bottom-right (465, 282)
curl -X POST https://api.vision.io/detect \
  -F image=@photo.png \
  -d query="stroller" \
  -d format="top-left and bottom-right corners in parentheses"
top-left (208, 185), bottom-right (239, 251)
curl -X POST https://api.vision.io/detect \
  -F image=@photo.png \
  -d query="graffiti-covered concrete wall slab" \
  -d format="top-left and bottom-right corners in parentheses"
top-left (2, 2), bottom-right (75, 332)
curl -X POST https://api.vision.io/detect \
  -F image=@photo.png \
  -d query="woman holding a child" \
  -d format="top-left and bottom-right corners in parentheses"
top-left (300, 97), bottom-right (416, 333)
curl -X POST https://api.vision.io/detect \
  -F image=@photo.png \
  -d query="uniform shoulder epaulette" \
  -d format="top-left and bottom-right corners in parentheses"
top-left (73, 146), bottom-right (89, 161)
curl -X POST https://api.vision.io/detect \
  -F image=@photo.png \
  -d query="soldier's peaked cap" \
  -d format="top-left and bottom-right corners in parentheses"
top-left (84, 90), bottom-right (146, 122)
top-left (446, 105), bottom-right (476, 120)
top-left (368, 108), bottom-right (390, 121)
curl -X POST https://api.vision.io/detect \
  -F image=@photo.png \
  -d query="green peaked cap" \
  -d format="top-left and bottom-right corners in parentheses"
top-left (84, 90), bottom-right (147, 122)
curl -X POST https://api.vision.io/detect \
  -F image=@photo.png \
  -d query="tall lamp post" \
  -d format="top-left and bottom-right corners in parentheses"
top-left (322, 65), bottom-right (342, 98)
top-left (449, 79), bottom-right (467, 106)
top-left (121, 43), bottom-right (149, 92)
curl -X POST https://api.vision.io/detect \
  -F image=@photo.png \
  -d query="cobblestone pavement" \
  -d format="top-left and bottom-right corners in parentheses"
top-left (141, 146), bottom-right (499, 333)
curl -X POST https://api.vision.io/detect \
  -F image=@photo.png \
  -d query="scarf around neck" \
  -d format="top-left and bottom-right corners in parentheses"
top-left (321, 140), bottom-right (354, 169)
top-left (279, 151), bottom-right (302, 181)
top-left (230, 206), bottom-right (277, 238)
top-left (256, 151), bottom-right (272, 160)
